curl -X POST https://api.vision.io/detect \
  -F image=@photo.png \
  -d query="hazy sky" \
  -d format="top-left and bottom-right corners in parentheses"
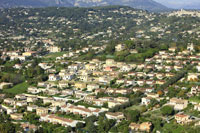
top-left (154, 0), bottom-right (200, 9)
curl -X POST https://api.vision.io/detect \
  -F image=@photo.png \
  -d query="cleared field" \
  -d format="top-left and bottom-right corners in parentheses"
top-left (3, 82), bottom-right (29, 94)
top-left (44, 52), bottom-right (67, 59)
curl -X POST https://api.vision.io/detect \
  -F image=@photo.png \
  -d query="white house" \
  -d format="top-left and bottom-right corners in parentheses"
top-left (49, 74), bottom-right (60, 81)
top-left (106, 112), bottom-right (125, 121)
top-left (141, 97), bottom-right (152, 105)
top-left (87, 84), bottom-right (99, 91)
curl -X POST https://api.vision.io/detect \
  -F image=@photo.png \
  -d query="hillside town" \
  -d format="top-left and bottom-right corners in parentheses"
top-left (1, 39), bottom-right (200, 132)
top-left (1, 6), bottom-right (200, 133)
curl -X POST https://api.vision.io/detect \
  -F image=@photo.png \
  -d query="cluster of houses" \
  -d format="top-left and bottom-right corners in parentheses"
top-left (1, 42), bottom-right (200, 132)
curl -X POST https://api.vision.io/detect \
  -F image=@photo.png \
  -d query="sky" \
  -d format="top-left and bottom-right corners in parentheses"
top-left (154, 0), bottom-right (200, 9)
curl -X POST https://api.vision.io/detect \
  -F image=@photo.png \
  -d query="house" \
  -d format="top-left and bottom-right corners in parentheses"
top-left (67, 104), bottom-right (104, 117)
top-left (74, 82), bottom-right (87, 90)
top-left (115, 44), bottom-right (126, 51)
top-left (188, 73), bottom-right (200, 81)
top-left (68, 64), bottom-right (80, 71)
top-left (115, 89), bottom-right (132, 95)
top-left (116, 79), bottom-right (126, 84)
top-left (84, 96), bottom-right (96, 103)
top-left (27, 105), bottom-right (38, 112)
top-left (0, 94), bottom-right (5, 99)
top-left (93, 99), bottom-right (104, 106)
top-left (99, 97), bottom-right (114, 102)
top-left (129, 122), bottom-right (152, 132)
top-left (106, 59), bottom-right (115, 66)
top-left (75, 91), bottom-right (89, 98)
top-left (194, 104), bottom-right (200, 111)
top-left (21, 123), bottom-right (37, 132)
top-left (36, 107), bottom-right (49, 115)
top-left (156, 80), bottom-right (165, 85)
top-left (159, 51), bottom-right (166, 55)
top-left (146, 80), bottom-right (154, 86)
top-left (27, 96), bottom-right (38, 103)
top-left (156, 73), bottom-right (164, 79)
top-left (169, 47), bottom-right (177, 52)
top-left (52, 100), bottom-right (66, 107)
top-left (48, 46), bottom-right (61, 53)
top-left (196, 65), bottom-right (200, 72)
top-left (22, 51), bottom-right (37, 57)
top-left (13, 64), bottom-right (22, 69)
top-left (175, 114), bottom-right (191, 124)
top-left (15, 94), bottom-right (26, 100)
top-left (115, 97), bottom-right (129, 103)
top-left (137, 64), bottom-right (145, 70)
top-left (79, 75), bottom-right (90, 82)
top-left (47, 88), bottom-right (60, 95)
top-left (166, 73), bottom-right (175, 77)
top-left (169, 98), bottom-right (188, 110)
top-left (174, 65), bottom-right (183, 71)
top-left (58, 81), bottom-right (69, 89)
top-left (87, 84), bottom-right (99, 91)
top-left (61, 89), bottom-right (74, 96)
top-left (49, 74), bottom-right (60, 81)
top-left (1, 105), bottom-right (17, 114)
top-left (129, 123), bottom-right (140, 131)
top-left (141, 97), bottom-right (152, 105)
top-left (94, 89), bottom-right (105, 95)
top-left (38, 82), bottom-right (48, 88)
top-left (190, 86), bottom-right (200, 95)
top-left (27, 87), bottom-right (40, 94)
top-left (105, 112), bottom-right (125, 121)
top-left (104, 66), bottom-right (117, 72)
top-left (10, 113), bottom-right (23, 120)
top-left (99, 76), bottom-right (112, 84)
top-left (62, 74), bottom-right (74, 81)
top-left (108, 101), bottom-right (121, 108)
top-left (146, 93), bottom-right (159, 99)
top-left (66, 105), bottom-right (92, 117)
top-left (38, 63), bottom-right (53, 70)
top-left (16, 101), bottom-right (27, 107)
top-left (126, 80), bottom-right (135, 86)
top-left (85, 64), bottom-right (96, 71)
top-left (43, 98), bottom-right (54, 104)
top-left (140, 122), bottom-right (152, 132)
top-left (3, 51), bottom-right (20, 56)
top-left (137, 80), bottom-right (145, 86)
top-left (0, 82), bottom-right (13, 89)
top-left (121, 65), bottom-right (132, 72)
top-left (4, 98), bottom-right (15, 105)
top-left (187, 43), bottom-right (194, 52)
top-left (40, 114), bottom-right (80, 127)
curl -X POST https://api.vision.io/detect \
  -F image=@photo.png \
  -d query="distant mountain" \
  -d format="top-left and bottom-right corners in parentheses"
top-left (0, 0), bottom-right (73, 8)
top-left (0, 0), bottom-right (169, 12)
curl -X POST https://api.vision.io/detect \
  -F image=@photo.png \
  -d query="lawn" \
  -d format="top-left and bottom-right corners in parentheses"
top-left (126, 105), bottom-right (145, 112)
top-left (3, 82), bottom-right (29, 94)
top-left (189, 96), bottom-right (200, 103)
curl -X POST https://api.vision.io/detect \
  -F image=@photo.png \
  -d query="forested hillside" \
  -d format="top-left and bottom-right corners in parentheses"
top-left (0, 6), bottom-right (199, 51)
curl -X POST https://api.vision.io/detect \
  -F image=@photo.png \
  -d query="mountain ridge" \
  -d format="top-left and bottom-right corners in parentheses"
top-left (0, 0), bottom-right (169, 12)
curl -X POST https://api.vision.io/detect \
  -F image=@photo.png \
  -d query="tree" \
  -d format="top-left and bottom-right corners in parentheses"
top-left (76, 122), bottom-right (85, 129)
top-left (161, 106), bottom-right (174, 116)
top-left (85, 121), bottom-right (97, 133)
top-left (157, 90), bottom-right (164, 96)
top-left (125, 110), bottom-right (140, 122)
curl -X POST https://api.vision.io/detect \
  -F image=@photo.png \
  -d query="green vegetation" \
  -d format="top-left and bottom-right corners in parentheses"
top-left (161, 106), bottom-right (174, 116)
top-left (189, 96), bottom-right (200, 103)
top-left (3, 82), bottom-right (29, 94)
